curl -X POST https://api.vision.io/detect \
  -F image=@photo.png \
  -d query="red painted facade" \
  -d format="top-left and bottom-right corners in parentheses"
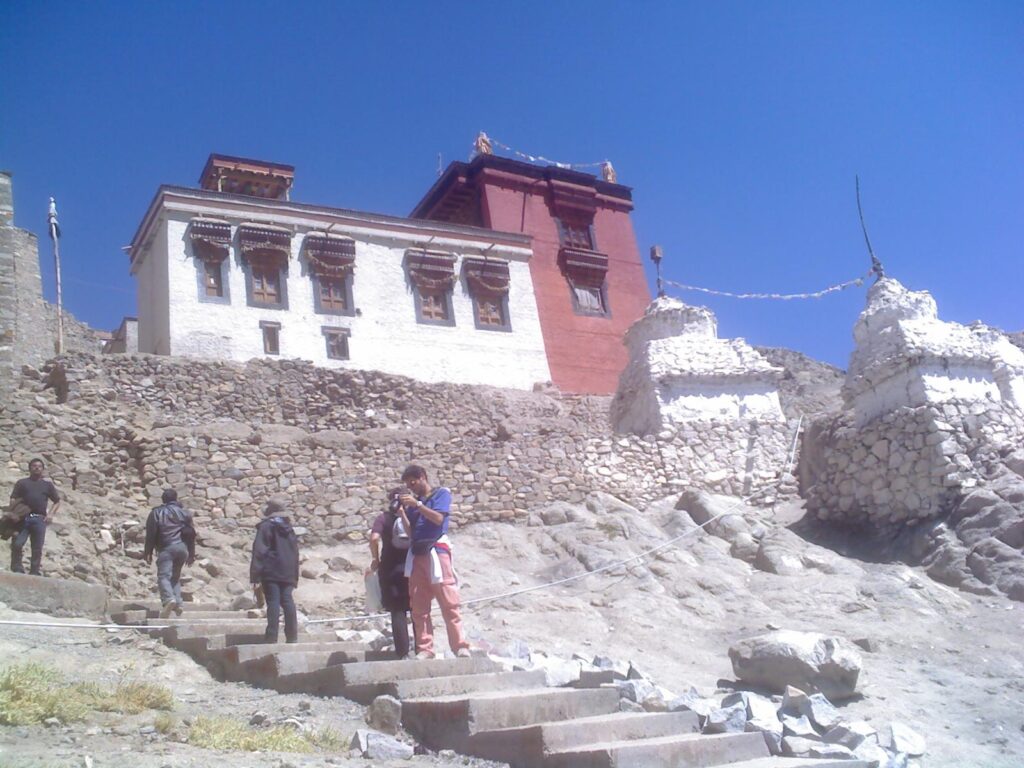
top-left (412, 156), bottom-right (650, 394)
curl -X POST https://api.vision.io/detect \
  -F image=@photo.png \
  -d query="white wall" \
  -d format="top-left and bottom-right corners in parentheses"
top-left (135, 219), bottom-right (171, 355)
top-left (157, 209), bottom-right (552, 390)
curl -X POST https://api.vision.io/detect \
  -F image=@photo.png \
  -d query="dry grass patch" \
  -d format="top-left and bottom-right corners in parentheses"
top-left (0, 663), bottom-right (174, 726)
top-left (188, 716), bottom-right (343, 753)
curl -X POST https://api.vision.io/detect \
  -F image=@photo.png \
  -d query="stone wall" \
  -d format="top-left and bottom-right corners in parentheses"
top-left (1, 353), bottom-right (797, 544)
top-left (0, 172), bottom-right (106, 389)
top-left (804, 399), bottom-right (1024, 530)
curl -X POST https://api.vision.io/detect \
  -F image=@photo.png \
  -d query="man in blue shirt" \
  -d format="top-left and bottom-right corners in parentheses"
top-left (398, 464), bottom-right (471, 660)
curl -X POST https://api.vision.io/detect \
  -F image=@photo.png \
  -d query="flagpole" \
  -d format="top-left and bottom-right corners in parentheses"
top-left (47, 197), bottom-right (64, 355)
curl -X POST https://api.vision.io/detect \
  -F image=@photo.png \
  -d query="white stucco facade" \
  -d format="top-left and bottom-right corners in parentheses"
top-left (129, 189), bottom-right (552, 390)
top-left (844, 278), bottom-right (1024, 425)
top-left (611, 296), bottom-right (785, 434)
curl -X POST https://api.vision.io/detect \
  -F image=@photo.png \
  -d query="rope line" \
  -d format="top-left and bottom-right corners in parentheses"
top-left (663, 270), bottom-right (872, 301)
top-left (483, 136), bottom-right (607, 170)
top-left (9, 417), bottom-right (805, 632)
top-left (0, 619), bottom-right (169, 630)
top-left (309, 414), bottom-right (805, 625)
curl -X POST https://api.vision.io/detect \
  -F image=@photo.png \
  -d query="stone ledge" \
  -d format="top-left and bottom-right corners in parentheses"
top-left (0, 572), bottom-right (108, 619)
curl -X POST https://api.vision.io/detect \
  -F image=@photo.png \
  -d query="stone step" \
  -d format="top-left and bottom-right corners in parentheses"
top-left (464, 710), bottom-right (700, 765)
top-left (230, 648), bottom-right (396, 685)
top-left (108, 599), bottom-right (224, 614)
top-left (402, 687), bottom-right (620, 751)
top-left (162, 628), bottom-right (336, 657)
top-left (386, 669), bottom-right (548, 700)
top-left (541, 731), bottom-right (769, 768)
top-left (205, 641), bottom-right (371, 666)
top-left (719, 759), bottom-right (871, 768)
top-left (285, 657), bottom-right (503, 702)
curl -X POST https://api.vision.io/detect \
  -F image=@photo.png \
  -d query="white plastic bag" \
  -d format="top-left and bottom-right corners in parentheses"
top-left (364, 570), bottom-right (383, 612)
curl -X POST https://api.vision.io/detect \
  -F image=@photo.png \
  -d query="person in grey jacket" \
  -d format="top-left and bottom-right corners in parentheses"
top-left (250, 498), bottom-right (300, 644)
top-left (144, 488), bottom-right (196, 618)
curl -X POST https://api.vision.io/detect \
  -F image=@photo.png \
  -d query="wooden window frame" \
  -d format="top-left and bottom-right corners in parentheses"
top-left (321, 326), bottom-right (351, 361)
top-left (195, 256), bottom-right (231, 305)
top-left (312, 272), bottom-right (355, 316)
top-left (260, 321), bottom-right (281, 356)
top-left (244, 258), bottom-right (289, 310)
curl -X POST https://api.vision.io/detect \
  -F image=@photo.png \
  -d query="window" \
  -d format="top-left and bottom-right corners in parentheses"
top-left (251, 263), bottom-right (281, 305)
top-left (239, 222), bottom-right (291, 309)
top-left (322, 327), bottom-right (350, 360)
top-left (572, 284), bottom-right (607, 315)
top-left (463, 257), bottom-right (512, 332)
top-left (318, 277), bottom-right (347, 312)
top-left (305, 233), bottom-right (356, 316)
top-left (190, 217), bottom-right (232, 305)
top-left (406, 249), bottom-right (456, 327)
top-left (260, 321), bottom-right (281, 355)
top-left (557, 219), bottom-right (595, 250)
top-left (203, 261), bottom-right (224, 297)
top-left (420, 290), bottom-right (450, 322)
top-left (559, 241), bottom-right (610, 318)
top-left (476, 296), bottom-right (504, 327)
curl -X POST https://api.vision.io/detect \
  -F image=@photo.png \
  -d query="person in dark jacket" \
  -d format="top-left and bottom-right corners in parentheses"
top-left (144, 488), bottom-right (196, 618)
top-left (367, 487), bottom-right (412, 658)
top-left (9, 458), bottom-right (61, 576)
top-left (250, 498), bottom-right (300, 644)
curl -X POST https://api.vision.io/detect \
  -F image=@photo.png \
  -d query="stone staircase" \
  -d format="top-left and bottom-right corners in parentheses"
top-left (110, 600), bottom-right (868, 768)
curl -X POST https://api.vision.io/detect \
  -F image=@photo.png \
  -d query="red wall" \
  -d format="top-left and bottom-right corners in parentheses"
top-left (478, 174), bottom-right (650, 394)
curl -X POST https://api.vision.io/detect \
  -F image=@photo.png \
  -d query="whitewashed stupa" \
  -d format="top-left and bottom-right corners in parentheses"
top-left (611, 296), bottom-right (785, 435)
top-left (844, 278), bottom-right (1024, 426)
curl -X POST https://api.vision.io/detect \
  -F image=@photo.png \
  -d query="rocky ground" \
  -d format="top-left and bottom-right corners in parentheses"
top-left (2, 489), bottom-right (1023, 767)
top-left (2, 344), bottom-right (1023, 767)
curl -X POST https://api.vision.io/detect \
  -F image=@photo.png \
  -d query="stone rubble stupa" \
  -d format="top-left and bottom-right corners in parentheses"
top-left (807, 277), bottom-right (1024, 528)
top-left (843, 277), bottom-right (1024, 426)
top-left (611, 295), bottom-right (785, 435)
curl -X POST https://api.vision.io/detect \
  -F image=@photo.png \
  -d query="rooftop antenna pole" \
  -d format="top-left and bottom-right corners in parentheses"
top-left (437, 153), bottom-right (443, 178)
top-left (47, 197), bottom-right (64, 354)
top-left (856, 175), bottom-right (885, 280)
top-left (649, 245), bottom-right (665, 297)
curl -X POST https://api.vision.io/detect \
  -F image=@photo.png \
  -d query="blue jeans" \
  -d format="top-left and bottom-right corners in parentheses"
top-left (11, 515), bottom-right (46, 575)
top-left (262, 581), bottom-right (297, 643)
top-left (156, 543), bottom-right (188, 606)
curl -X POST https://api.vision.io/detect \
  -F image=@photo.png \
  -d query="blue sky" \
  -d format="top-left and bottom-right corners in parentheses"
top-left (2, 1), bottom-right (1020, 368)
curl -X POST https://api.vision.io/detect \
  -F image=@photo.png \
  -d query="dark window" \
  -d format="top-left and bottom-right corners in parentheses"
top-left (204, 261), bottom-right (224, 297)
top-left (322, 327), bottom-right (350, 360)
top-left (558, 219), bottom-right (595, 250)
top-left (406, 250), bottom-right (456, 327)
top-left (260, 321), bottom-right (281, 355)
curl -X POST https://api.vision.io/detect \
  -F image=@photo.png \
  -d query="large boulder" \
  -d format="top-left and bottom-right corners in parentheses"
top-left (728, 631), bottom-right (862, 700)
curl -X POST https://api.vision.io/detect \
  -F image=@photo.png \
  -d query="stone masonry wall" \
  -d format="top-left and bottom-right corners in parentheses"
top-left (0, 353), bottom-right (796, 544)
top-left (0, 173), bottom-right (105, 389)
top-left (804, 399), bottom-right (1024, 530)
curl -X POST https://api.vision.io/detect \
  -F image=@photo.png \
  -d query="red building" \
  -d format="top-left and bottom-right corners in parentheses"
top-left (411, 155), bottom-right (650, 394)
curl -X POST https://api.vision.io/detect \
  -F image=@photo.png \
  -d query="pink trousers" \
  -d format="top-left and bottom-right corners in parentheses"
top-left (409, 550), bottom-right (468, 656)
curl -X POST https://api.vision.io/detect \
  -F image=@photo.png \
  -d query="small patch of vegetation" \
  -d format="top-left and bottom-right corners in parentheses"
top-left (188, 716), bottom-right (343, 753)
top-left (0, 663), bottom-right (174, 726)
top-left (153, 711), bottom-right (176, 734)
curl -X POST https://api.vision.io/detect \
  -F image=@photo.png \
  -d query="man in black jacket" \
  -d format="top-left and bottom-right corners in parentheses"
top-left (9, 458), bottom-right (61, 576)
top-left (144, 489), bottom-right (196, 618)
top-left (250, 498), bottom-right (300, 644)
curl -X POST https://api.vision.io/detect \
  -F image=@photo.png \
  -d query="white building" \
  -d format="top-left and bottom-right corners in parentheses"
top-left (127, 155), bottom-right (552, 390)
